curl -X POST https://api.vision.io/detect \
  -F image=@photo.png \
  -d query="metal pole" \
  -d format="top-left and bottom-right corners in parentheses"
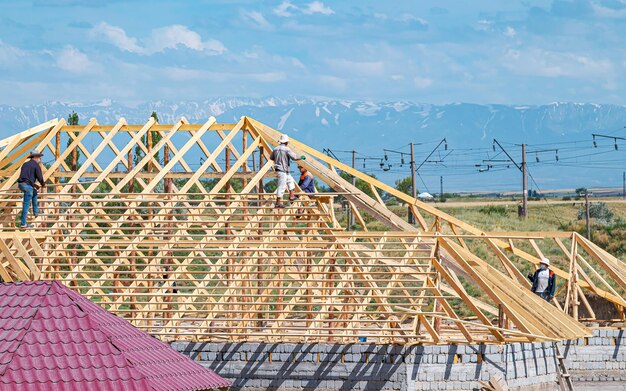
top-left (585, 192), bottom-right (591, 240)
top-left (409, 142), bottom-right (417, 224)
top-left (522, 143), bottom-right (528, 219)
top-left (348, 150), bottom-right (356, 229)
top-left (440, 176), bottom-right (443, 202)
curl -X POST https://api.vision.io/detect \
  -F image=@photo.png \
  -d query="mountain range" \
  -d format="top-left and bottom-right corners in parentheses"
top-left (1, 98), bottom-right (625, 192)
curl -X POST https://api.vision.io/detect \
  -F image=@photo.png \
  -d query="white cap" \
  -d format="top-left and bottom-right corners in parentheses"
top-left (278, 134), bottom-right (289, 144)
top-left (540, 257), bottom-right (550, 266)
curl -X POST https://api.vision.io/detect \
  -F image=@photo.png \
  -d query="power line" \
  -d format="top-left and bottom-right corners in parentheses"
top-left (526, 167), bottom-right (564, 226)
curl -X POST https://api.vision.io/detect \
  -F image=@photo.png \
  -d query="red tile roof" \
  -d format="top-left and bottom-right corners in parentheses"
top-left (0, 281), bottom-right (230, 391)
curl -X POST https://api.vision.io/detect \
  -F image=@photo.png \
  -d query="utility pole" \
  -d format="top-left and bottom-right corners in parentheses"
top-left (521, 143), bottom-right (528, 219)
top-left (349, 150), bottom-right (356, 228)
top-left (585, 191), bottom-right (591, 240)
top-left (409, 142), bottom-right (416, 224)
top-left (492, 140), bottom-right (528, 218)
top-left (440, 176), bottom-right (443, 202)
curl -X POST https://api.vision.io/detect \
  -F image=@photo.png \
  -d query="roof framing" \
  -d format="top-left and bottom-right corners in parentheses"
top-left (0, 116), bottom-right (622, 344)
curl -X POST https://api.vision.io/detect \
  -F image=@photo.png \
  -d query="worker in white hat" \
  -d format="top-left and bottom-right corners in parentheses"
top-left (17, 150), bottom-right (46, 228)
top-left (269, 134), bottom-right (305, 208)
top-left (529, 257), bottom-right (556, 302)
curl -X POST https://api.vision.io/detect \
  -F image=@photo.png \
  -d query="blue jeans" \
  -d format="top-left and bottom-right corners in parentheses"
top-left (18, 183), bottom-right (39, 226)
top-left (535, 291), bottom-right (551, 302)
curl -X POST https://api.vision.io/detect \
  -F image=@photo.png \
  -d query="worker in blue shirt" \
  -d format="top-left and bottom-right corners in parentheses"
top-left (298, 165), bottom-right (316, 194)
top-left (17, 150), bottom-right (45, 229)
top-left (296, 165), bottom-right (316, 217)
top-left (529, 258), bottom-right (556, 302)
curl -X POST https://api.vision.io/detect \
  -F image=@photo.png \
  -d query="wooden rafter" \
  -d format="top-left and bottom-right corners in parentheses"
top-left (0, 117), bottom-right (621, 345)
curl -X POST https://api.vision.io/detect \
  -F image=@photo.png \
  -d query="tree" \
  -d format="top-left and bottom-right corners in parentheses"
top-left (339, 171), bottom-right (376, 198)
top-left (394, 176), bottom-right (414, 196)
top-left (264, 179), bottom-right (277, 193)
top-left (65, 111), bottom-right (80, 169)
top-left (67, 111), bottom-right (79, 125)
top-left (134, 111), bottom-right (161, 168)
top-left (575, 187), bottom-right (588, 197)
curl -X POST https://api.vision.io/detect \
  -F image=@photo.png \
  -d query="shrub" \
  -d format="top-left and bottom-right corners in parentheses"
top-left (478, 205), bottom-right (508, 216)
top-left (385, 197), bottom-right (399, 206)
top-left (562, 196), bottom-right (571, 201)
top-left (577, 202), bottom-right (614, 225)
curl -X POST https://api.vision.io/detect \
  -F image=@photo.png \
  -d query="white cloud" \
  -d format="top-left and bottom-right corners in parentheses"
top-left (89, 23), bottom-right (225, 55)
top-left (303, 1), bottom-right (334, 15)
top-left (476, 19), bottom-right (494, 32)
top-left (0, 40), bottom-right (26, 67)
top-left (373, 13), bottom-right (389, 20)
top-left (504, 26), bottom-right (516, 37)
top-left (148, 25), bottom-right (226, 54)
top-left (273, 1), bottom-right (297, 17)
top-left (391, 74), bottom-right (405, 81)
top-left (273, 1), bottom-right (334, 17)
top-left (90, 22), bottom-right (141, 53)
top-left (240, 10), bottom-right (273, 30)
top-left (374, 12), bottom-right (428, 29)
top-left (593, 3), bottom-right (626, 18)
top-left (413, 76), bottom-right (433, 89)
top-left (56, 46), bottom-right (95, 73)
top-left (503, 48), bottom-right (613, 78)
top-left (398, 13), bottom-right (428, 26)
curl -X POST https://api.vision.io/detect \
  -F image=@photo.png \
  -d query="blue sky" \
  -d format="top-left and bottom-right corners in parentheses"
top-left (1, 0), bottom-right (625, 105)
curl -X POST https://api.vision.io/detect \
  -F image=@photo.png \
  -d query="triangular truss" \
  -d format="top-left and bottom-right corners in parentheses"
top-left (0, 116), bottom-right (623, 344)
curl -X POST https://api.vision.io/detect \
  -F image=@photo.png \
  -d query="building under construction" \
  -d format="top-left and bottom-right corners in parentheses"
top-left (0, 116), bottom-right (624, 390)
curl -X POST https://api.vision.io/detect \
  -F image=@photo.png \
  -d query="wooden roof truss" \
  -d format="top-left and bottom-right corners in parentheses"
top-left (0, 116), bottom-right (622, 344)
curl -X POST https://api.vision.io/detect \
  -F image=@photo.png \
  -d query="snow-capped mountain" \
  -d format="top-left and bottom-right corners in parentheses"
top-left (1, 98), bottom-right (625, 191)
top-left (2, 98), bottom-right (624, 146)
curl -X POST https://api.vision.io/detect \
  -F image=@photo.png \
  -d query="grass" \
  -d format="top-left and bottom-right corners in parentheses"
top-left (441, 200), bottom-right (626, 239)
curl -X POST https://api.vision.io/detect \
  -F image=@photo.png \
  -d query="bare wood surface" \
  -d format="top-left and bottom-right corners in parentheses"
top-left (0, 117), bottom-right (621, 345)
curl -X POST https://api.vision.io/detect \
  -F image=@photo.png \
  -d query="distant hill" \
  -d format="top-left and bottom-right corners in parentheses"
top-left (1, 98), bottom-right (625, 191)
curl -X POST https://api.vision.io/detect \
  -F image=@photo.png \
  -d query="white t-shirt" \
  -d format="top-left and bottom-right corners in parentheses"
top-left (535, 269), bottom-right (550, 293)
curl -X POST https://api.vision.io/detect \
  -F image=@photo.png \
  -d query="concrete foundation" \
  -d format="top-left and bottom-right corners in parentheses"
top-left (171, 328), bottom-right (624, 390)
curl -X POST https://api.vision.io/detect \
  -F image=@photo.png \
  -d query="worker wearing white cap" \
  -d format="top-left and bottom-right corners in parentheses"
top-left (529, 258), bottom-right (556, 301)
top-left (270, 134), bottom-right (305, 208)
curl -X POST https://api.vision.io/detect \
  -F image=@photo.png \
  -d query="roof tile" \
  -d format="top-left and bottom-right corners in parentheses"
top-left (0, 281), bottom-right (230, 390)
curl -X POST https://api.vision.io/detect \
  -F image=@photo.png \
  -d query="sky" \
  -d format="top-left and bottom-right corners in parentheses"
top-left (0, 0), bottom-right (626, 106)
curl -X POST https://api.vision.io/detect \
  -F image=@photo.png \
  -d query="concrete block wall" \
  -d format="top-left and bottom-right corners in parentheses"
top-left (171, 341), bottom-right (560, 390)
top-left (171, 342), bottom-right (407, 390)
top-left (560, 328), bottom-right (626, 383)
top-left (405, 343), bottom-right (557, 390)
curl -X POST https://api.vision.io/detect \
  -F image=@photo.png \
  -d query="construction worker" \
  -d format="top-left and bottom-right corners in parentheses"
top-left (298, 165), bottom-right (316, 194)
top-left (17, 150), bottom-right (45, 229)
top-left (270, 134), bottom-right (304, 208)
top-left (296, 165), bottom-right (316, 217)
top-left (529, 258), bottom-right (556, 302)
